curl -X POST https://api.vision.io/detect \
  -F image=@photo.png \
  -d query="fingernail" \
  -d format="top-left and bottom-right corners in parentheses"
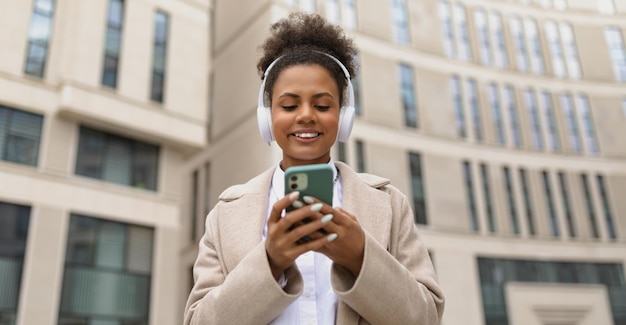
top-left (327, 233), bottom-right (338, 242)
top-left (288, 191), bottom-right (300, 200)
top-left (321, 214), bottom-right (333, 223)
top-left (310, 203), bottom-right (323, 212)
top-left (302, 196), bottom-right (314, 204)
top-left (292, 200), bottom-right (303, 208)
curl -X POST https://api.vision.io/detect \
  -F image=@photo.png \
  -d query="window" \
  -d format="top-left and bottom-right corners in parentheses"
top-left (623, 98), bottom-right (626, 118)
top-left (488, 83), bottom-right (505, 145)
top-left (191, 170), bottom-right (199, 240)
top-left (301, 0), bottom-right (316, 13)
top-left (353, 55), bottom-right (362, 115)
top-left (59, 215), bottom-right (153, 324)
top-left (545, 21), bottom-right (565, 78)
top-left (474, 9), bottom-right (492, 65)
top-left (102, 0), bottom-right (124, 88)
top-left (451, 76), bottom-right (466, 137)
top-left (503, 167), bottom-right (520, 235)
top-left (542, 171), bottom-right (559, 237)
top-left (598, 0), bottom-right (616, 14)
top-left (604, 27), bottom-right (626, 82)
top-left (399, 64), bottom-right (417, 128)
top-left (463, 161), bottom-right (479, 232)
top-left (490, 12), bottom-right (508, 68)
top-left (392, 0), bottom-right (410, 44)
top-left (439, 0), bottom-right (455, 57)
top-left (468, 79), bottom-right (483, 141)
top-left (355, 139), bottom-right (365, 173)
top-left (560, 23), bottom-right (581, 79)
top-left (558, 172), bottom-right (576, 238)
top-left (0, 202), bottom-right (31, 325)
top-left (524, 89), bottom-right (543, 150)
top-left (480, 163), bottom-right (496, 233)
top-left (542, 91), bottom-right (560, 151)
top-left (409, 152), bottom-right (427, 225)
top-left (75, 126), bottom-right (160, 191)
top-left (0, 105), bottom-right (44, 166)
top-left (342, 0), bottom-right (357, 29)
top-left (204, 162), bottom-right (212, 216)
top-left (504, 86), bottom-right (521, 147)
top-left (576, 95), bottom-right (598, 154)
top-left (150, 11), bottom-right (169, 103)
top-left (24, 0), bottom-right (56, 77)
top-left (336, 141), bottom-right (347, 163)
top-left (580, 174), bottom-right (599, 239)
top-left (325, 0), bottom-right (339, 24)
top-left (524, 18), bottom-right (544, 74)
top-left (519, 169), bottom-right (536, 236)
top-left (561, 93), bottom-right (581, 153)
top-left (596, 175), bottom-right (617, 240)
top-left (510, 16), bottom-right (529, 72)
top-left (454, 4), bottom-right (472, 60)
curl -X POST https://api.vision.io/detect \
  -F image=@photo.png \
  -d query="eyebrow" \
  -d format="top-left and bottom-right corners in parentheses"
top-left (278, 92), bottom-right (335, 100)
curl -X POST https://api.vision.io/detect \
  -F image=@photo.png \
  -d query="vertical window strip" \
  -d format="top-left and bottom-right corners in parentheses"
top-left (504, 86), bottom-right (521, 148)
top-left (488, 83), bottom-right (506, 145)
top-left (325, 0), bottom-right (340, 24)
top-left (580, 174), bottom-right (600, 239)
top-left (191, 170), bottom-right (199, 240)
top-left (576, 95), bottom-right (598, 154)
top-left (463, 161), bottom-right (479, 232)
top-left (598, 0), bottom-right (616, 14)
top-left (542, 91), bottom-right (560, 151)
top-left (0, 105), bottom-right (44, 166)
top-left (392, 0), bottom-right (411, 44)
top-left (559, 23), bottom-right (581, 79)
top-left (474, 9), bottom-right (492, 65)
top-left (399, 64), bottom-right (418, 128)
top-left (451, 76), bottom-right (466, 138)
top-left (503, 167), bottom-right (520, 235)
top-left (204, 162), bottom-right (211, 216)
top-left (525, 89), bottom-right (543, 150)
top-left (150, 11), bottom-right (169, 103)
top-left (545, 21), bottom-right (566, 78)
top-left (524, 18), bottom-right (544, 74)
top-left (510, 16), bottom-right (529, 72)
top-left (355, 140), bottom-right (365, 173)
top-left (519, 169), bottom-right (536, 236)
top-left (454, 4), bottom-right (472, 61)
top-left (480, 163), bottom-right (496, 233)
top-left (468, 79), bottom-right (483, 141)
top-left (102, 0), bottom-right (124, 88)
top-left (604, 27), bottom-right (626, 82)
top-left (337, 141), bottom-right (347, 163)
top-left (558, 172), bottom-right (576, 238)
top-left (24, 0), bottom-right (56, 77)
top-left (561, 93), bottom-right (581, 153)
top-left (353, 55), bottom-right (362, 115)
top-left (490, 12), bottom-right (508, 68)
top-left (409, 152), bottom-right (427, 225)
top-left (342, 0), bottom-right (357, 29)
top-left (301, 0), bottom-right (316, 13)
top-left (596, 175), bottom-right (617, 239)
top-left (439, 0), bottom-right (456, 57)
top-left (542, 171), bottom-right (560, 237)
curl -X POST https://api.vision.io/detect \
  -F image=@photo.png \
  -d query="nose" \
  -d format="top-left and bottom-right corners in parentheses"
top-left (296, 103), bottom-right (316, 123)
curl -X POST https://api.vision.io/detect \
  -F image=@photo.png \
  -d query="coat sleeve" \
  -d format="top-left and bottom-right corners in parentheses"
top-left (330, 186), bottom-right (445, 324)
top-left (183, 205), bottom-right (304, 325)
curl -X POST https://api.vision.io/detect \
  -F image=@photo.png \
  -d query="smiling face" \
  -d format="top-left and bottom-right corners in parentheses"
top-left (270, 64), bottom-right (341, 169)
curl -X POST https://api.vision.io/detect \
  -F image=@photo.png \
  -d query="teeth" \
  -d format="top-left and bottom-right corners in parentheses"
top-left (294, 133), bottom-right (319, 138)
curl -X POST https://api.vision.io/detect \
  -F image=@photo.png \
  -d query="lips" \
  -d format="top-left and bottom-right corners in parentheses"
top-left (291, 129), bottom-right (322, 140)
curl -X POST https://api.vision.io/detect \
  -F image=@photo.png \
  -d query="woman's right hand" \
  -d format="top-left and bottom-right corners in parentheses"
top-left (265, 191), bottom-right (335, 280)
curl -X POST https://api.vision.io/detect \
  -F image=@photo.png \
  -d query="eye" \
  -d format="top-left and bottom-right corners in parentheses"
top-left (315, 105), bottom-right (330, 111)
top-left (282, 105), bottom-right (297, 111)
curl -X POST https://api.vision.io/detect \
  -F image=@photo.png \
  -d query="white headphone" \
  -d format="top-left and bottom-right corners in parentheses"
top-left (256, 51), bottom-right (356, 145)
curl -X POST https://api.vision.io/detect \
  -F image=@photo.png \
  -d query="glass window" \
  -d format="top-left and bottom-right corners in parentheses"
top-left (623, 98), bottom-right (626, 118)
top-left (451, 76), bottom-right (466, 138)
top-left (353, 55), bottom-right (362, 116)
top-left (560, 23), bottom-right (581, 79)
top-left (342, 0), bottom-right (357, 29)
top-left (510, 16), bottom-right (529, 72)
top-left (524, 89), bottom-right (543, 150)
top-left (604, 27), bottom-right (626, 82)
top-left (24, 0), bottom-right (56, 77)
top-left (560, 93), bottom-right (581, 153)
top-left (545, 21), bottom-right (566, 78)
top-left (59, 215), bottom-right (153, 324)
top-left (150, 11), bottom-right (169, 103)
top-left (488, 83), bottom-right (505, 145)
top-left (392, 0), bottom-right (410, 44)
top-left (541, 91), bottom-right (560, 151)
top-left (580, 173), bottom-right (599, 239)
top-left (519, 169), bottom-right (536, 236)
top-left (399, 63), bottom-right (417, 128)
top-left (300, 0), bottom-right (316, 12)
top-left (463, 161), bottom-right (479, 232)
top-left (191, 170), bottom-right (199, 240)
top-left (75, 126), bottom-right (160, 191)
top-left (576, 95), bottom-right (598, 154)
top-left (355, 139), bottom-right (365, 173)
top-left (596, 175), bottom-right (617, 240)
top-left (325, 0), bottom-right (339, 24)
top-left (490, 12), bottom-right (508, 68)
top-left (553, 0), bottom-right (567, 10)
top-left (503, 167), bottom-right (520, 235)
top-left (542, 171), bottom-right (559, 237)
top-left (409, 152), bottom-right (427, 225)
top-left (439, 0), bottom-right (455, 57)
top-left (504, 86), bottom-right (521, 147)
top-left (102, 0), bottom-right (124, 88)
top-left (524, 18), bottom-right (544, 74)
top-left (0, 105), bottom-right (44, 166)
top-left (0, 202), bottom-right (31, 325)
top-left (336, 141), bottom-right (347, 163)
top-left (454, 4), bottom-right (472, 61)
top-left (474, 9), bottom-right (492, 65)
top-left (468, 79), bottom-right (483, 141)
top-left (480, 163), bottom-right (496, 233)
top-left (558, 172), bottom-right (576, 238)
top-left (598, 0), bottom-right (616, 14)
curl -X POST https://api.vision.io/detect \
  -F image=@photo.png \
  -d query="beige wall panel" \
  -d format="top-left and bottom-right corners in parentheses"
top-left (617, 0), bottom-right (626, 13)
top-left (160, 147), bottom-right (185, 201)
top-left (356, 1), bottom-right (392, 42)
top-left (366, 143), bottom-right (410, 197)
top-left (423, 155), bottom-right (469, 231)
top-left (567, 0), bottom-right (600, 12)
top-left (151, 226), bottom-right (182, 325)
top-left (360, 54), bottom-right (403, 128)
top-left (527, 169), bottom-right (552, 239)
top-left (591, 97), bottom-right (626, 158)
top-left (0, 1), bottom-right (32, 76)
top-left (567, 171), bottom-right (594, 241)
top-left (41, 117), bottom-right (76, 176)
top-left (575, 25), bottom-right (614, 82)
top-left (418, 69), bottom-right (456, 139)
top-left (408, 0), bottom-right (445, 56)
top-left (608, 174), bottom-right (626, 241)
top-left (213, 0), bottom-right (269, 51)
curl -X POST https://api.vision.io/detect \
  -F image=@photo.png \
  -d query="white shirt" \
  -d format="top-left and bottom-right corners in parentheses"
top-left (263, 160), bottom-right (342, 325)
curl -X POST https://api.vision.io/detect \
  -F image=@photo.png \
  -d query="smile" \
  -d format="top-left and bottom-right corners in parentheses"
top-left (293, 132), bottom-right (320, 138)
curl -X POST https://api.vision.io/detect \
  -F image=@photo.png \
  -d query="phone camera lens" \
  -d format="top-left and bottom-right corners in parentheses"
top-left (291, 184), bottom-right (298, 190)
top-left (291, 176), bottom-right (297, 181)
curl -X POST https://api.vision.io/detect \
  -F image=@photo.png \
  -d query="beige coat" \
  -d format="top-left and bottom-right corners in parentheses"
top-left (184, 162), bottom-right (444, 324)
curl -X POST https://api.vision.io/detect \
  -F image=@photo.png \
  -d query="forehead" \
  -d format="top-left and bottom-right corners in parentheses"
top-left (272, 64), bottom-right (339, 93)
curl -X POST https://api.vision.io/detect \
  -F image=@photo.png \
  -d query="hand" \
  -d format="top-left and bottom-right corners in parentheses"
top-left (265, 192), bottom-right (337, 280)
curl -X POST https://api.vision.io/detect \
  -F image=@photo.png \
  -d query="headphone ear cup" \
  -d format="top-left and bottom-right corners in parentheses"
top-left (256, 105), bottom-right (273, 144)
top-left (337, 105), bottom-right (355, 142)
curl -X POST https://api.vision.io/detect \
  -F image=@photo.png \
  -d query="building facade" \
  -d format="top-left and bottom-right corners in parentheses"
top-left (1, 0), bottom-right (626, 325)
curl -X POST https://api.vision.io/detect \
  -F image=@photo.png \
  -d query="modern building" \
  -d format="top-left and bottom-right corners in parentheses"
top-left (1, 0), bottom-right (626, 325)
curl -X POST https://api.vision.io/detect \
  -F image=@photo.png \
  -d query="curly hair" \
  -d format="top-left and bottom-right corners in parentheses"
top-left (257, 12), bottom-right (358, 106)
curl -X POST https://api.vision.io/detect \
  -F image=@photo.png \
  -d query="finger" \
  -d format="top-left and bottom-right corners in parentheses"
top-left (286, 211), bottom-right (334, 243)
top-left (269, 191), bottom-right (300, 224)
top-left (294, 232), bottom-right (339, 254)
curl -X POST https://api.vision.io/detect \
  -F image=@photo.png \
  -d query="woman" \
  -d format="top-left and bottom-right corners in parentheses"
top-left (184, 12), bottom-right (444, 324)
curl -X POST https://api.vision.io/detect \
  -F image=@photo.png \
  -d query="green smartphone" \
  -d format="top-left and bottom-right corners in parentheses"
top-left (284, 163), bottom-right (334, 212)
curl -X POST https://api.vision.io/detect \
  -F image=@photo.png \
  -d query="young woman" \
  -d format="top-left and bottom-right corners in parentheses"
top-left (184, 12), bottom-right (444, 325)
